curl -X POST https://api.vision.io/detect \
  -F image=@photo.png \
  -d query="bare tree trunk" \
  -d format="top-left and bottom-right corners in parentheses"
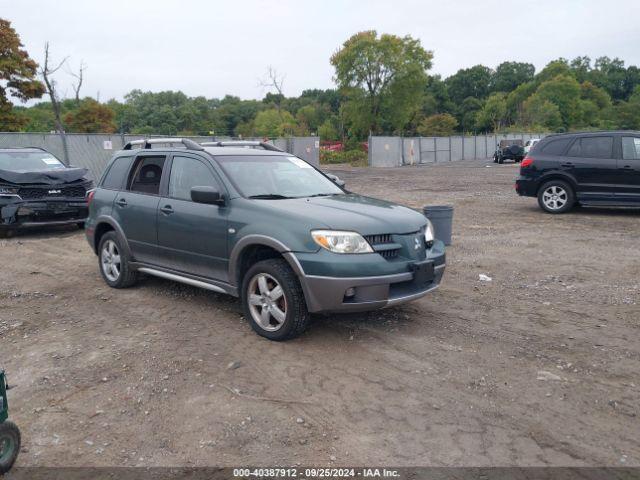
top-left (40, 42), bottom-right (70, 165)
top-left (69, 60), bottom-right (86, 105)
top-left (259, 66), bottom-right (285, 121)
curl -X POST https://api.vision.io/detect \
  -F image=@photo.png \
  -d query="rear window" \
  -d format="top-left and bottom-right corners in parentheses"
top-left (622, 137), bottom-right (640, 160)
top-left (127, 156), bottom-right (166, 195)
top-left (567, 136), bottom-right (613, 159)
top-left (101, 156), bottom-right (133, 190)
top-left (540, 138), bottom-right (572, 155)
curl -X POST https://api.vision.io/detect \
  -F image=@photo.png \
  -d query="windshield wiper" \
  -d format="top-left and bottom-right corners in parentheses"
top-left (248, 194), bottom-right (294, 199)
top-left (306, 193), bottom-right (342, 198)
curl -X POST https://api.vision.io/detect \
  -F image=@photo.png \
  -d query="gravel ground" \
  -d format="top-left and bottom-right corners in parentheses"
top-left (1, 158), bottom-right (638, 467)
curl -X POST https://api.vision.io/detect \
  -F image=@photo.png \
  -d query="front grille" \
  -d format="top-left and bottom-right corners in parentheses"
top-left (365, 233), bottom-right (393, 245)
top-left (365, 233), bottom-right (400, 260)
top-left (18, 185), bottom-right (87, 200)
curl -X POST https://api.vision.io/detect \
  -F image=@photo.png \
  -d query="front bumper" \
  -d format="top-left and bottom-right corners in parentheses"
top-left (0, 199), bottom-right (88, 228)
top-left (296, 242), bottom-right (446, 313)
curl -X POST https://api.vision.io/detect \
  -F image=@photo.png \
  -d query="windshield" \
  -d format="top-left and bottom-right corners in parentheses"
top-left (216, 155), bottom-right (344, 199)
top-left (0, 151), bottom-right (66, 172)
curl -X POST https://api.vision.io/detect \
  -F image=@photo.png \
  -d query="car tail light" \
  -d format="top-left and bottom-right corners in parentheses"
top-left (86, 189), bottom-right (96, 206)
top-left (521, 156), bottom-right (534, 168)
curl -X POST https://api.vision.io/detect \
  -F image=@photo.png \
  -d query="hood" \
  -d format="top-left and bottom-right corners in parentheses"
top-left (259, 193), bottom-right (426, 236)
top-left (0, 167), bottom-right (89, 185)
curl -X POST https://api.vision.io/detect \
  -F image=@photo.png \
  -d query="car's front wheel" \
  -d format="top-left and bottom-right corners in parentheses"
top-left (0, 421), bottom-right (20, 474)
top-left (241, 259), bottom-right (309, 341)
top-left (98, 231), bottom-right (138, 288)
top-left (538, 180), bottom-right (575, 214)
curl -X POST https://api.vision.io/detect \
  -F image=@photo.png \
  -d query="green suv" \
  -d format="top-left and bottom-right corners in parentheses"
top-left (85, 139), bottom-right (446, 340)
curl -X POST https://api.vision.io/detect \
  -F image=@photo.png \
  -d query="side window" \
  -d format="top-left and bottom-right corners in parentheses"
top-left (101, 156), bottom-right (133, 190)
top-left (127, 156), bottom-right (166, 195)
top-left (622, 137), bottom-right (640, 160)
top-left (168, 156), bottom-right (218, 201)
top-left (540, 138), bottom-right (572, 155)
top-left (567, 136), bottom-right (613, 159)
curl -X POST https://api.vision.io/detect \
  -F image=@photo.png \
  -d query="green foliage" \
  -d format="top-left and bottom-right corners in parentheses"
top-left (445, 65), bottom-right (493, 104)
top-left (522, 95), bottom-right (563, 131)
top-left (320, 149), bottom-right (367, 166)
top-left (253, 109), bottom-right (296, 137)
top-left (492, 61), bottom-right (535, 92)
top-left (64, 98), bottom-right (116, 133)
top-left (318, 118), bottom-right (339, 141)
top-left (0, 18), bottom-right (46, 131)
top-left (416, 113), bottom-right (458, 136)
top-left (475, 93), bottom-right (507, 132)
top-left (534, 75), bottom-right (582, 128)
top-left (330, 30), bottom-right (433, 136)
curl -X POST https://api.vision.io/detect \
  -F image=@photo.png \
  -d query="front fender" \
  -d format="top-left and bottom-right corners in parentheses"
top-left (228, 234), bottom-right (306, 287)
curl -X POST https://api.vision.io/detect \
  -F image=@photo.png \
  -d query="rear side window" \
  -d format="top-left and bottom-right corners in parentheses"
top-left (101, 156), bottom-right (133, 190)
top-left (567, 136), bottom-right (613, 159)
top-left (622, 137), bottom-right (640, 160)
top-left (127, 156), bottom-right (166, 195)
top-left (540, 138), bottom-right (572, 155)
top-left (168, 156), bottom-right (219, 201)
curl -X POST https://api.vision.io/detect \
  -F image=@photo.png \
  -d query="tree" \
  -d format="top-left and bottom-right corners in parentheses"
top-left (64, 98), bottom-right (116, 133)
top-left (445, 65), bottom-right (493, 104)
top-left (40, 42), bottom-right (70, 163)
top-left (534, 75), bottom-right (582, 128)
top-left (492, 61), bottom-right (535, 93)
top-left (0, 18), bottom-right (45, 130)
top-left (475, 93), bottom-right (507, 132)
top-left (536, 59), bottom-right (572, 83)
top-left (416, 113), bottom-right (458, 136)
top-left (330, 30), bottom-right (432, 135)
top-left (522, 94), bottom-right (563, 131)
top-left (253, 108), bottom-right (296, 137)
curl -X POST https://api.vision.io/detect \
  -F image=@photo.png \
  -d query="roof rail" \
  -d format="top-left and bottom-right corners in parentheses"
top-left (123, 138), bottom-right (204, 151)
top-left (200, 140), bottom-right (283, 152)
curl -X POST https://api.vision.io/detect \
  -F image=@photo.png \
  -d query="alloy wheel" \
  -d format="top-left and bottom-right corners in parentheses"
top-left (542, 185), bottom-right (568, 211)
top-left (101, 239), bottom-right (121, 282)
top-left (247, 273), bottom-right (287, 332)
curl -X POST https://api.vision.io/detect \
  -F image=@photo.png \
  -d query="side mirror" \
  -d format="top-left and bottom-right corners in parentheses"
top-left (326, 173), bottom-right (345, 188)
top-left (191, 186), bottom-right (224, 205)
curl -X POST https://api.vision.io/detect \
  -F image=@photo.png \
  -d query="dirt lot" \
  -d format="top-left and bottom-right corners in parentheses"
top-left (1, 158), bottom-right (638, 468)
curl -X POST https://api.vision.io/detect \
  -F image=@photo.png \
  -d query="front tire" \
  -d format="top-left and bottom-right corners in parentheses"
top-left (241, 259), bottom-right (310, 341)
top-left (538, 180), bottom-right (575, 214)
top-left (98, 231), bottom-right (138, 288)
top-left (0, 421), bottom-right (21, 474)
top-left (498, 155), bottom-right (504, 164)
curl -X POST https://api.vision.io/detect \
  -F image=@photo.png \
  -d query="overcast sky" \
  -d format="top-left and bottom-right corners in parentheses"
top-left (4, 0), bottom-right (640, 103)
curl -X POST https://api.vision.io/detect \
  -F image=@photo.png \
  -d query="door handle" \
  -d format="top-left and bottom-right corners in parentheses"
top-left (160, 205), bottom-right (174, 214)
top-left (561, 162), bottom-right (574, 167)
top-left (621, 165), bottom-right (633, 169)
top-left (115, 198), bottom-right (127, 207)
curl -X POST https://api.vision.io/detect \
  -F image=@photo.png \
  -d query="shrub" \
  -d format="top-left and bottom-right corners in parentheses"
top-left (320, 149), bottom-right (368, 166)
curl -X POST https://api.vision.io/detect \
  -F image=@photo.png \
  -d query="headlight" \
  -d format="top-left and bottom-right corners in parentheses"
top-left (0, 187), bottom-right (19, 195)
top-left (311, 230), bottom-right (373, 254)
top-left (424, 220), bottom-right (435, 246)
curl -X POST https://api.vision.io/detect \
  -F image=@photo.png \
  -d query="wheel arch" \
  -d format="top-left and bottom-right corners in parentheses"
top-left (229, 235), bottom-right (305, 288)
top-left (536, 173), bottom-right (578, 196)
top-left (92, 215), bottom-right (132, 258)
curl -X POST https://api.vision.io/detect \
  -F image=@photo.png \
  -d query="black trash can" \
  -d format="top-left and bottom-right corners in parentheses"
top-left (423, 205), bottom-right (454, 246)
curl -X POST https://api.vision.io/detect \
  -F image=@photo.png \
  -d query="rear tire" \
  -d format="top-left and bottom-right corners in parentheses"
top-left (241, 258), bottom-right (309, 341)
top-left (0, 229), bottom-right (15, 239)
top-left (98, 231), bottom-right (137, 288)
top-left (537, 180), bottom-right (575, 214)
top-left (0, 421), bottom-right (21, 474)
top-left (498, 155), bottom-right (504, 164)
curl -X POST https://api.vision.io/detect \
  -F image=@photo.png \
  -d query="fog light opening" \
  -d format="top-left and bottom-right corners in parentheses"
top-left (344, 287), bottom-right (356, 298)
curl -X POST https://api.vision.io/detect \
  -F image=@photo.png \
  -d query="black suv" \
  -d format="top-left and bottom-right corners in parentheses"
top-left (0, 148), bottom-right (93, 234)
top-left (516, 131), bottom-right (640, 213)
top-left (493, 139), bottom-right (525, 164)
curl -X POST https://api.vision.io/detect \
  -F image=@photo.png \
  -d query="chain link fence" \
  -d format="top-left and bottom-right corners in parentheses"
top-left (369, 133), bottom-right (546, 167)
top-left (0, 132), bottom-right (320, 180)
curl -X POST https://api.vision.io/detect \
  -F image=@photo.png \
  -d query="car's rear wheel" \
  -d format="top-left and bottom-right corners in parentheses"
top-left (538, 180), bottom-right (575, 214)
top-left (98, 231), bottom-right (137, 288)
top-left (0, 421), bottom-right (20, 474)
top-left (241, 259), bottom-right (309, 341)
top-left (497, 155), bottom-right (504, 164)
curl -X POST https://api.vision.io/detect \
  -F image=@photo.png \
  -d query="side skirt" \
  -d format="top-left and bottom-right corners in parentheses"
top-left (130, 262), bottom-right (238, 297)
